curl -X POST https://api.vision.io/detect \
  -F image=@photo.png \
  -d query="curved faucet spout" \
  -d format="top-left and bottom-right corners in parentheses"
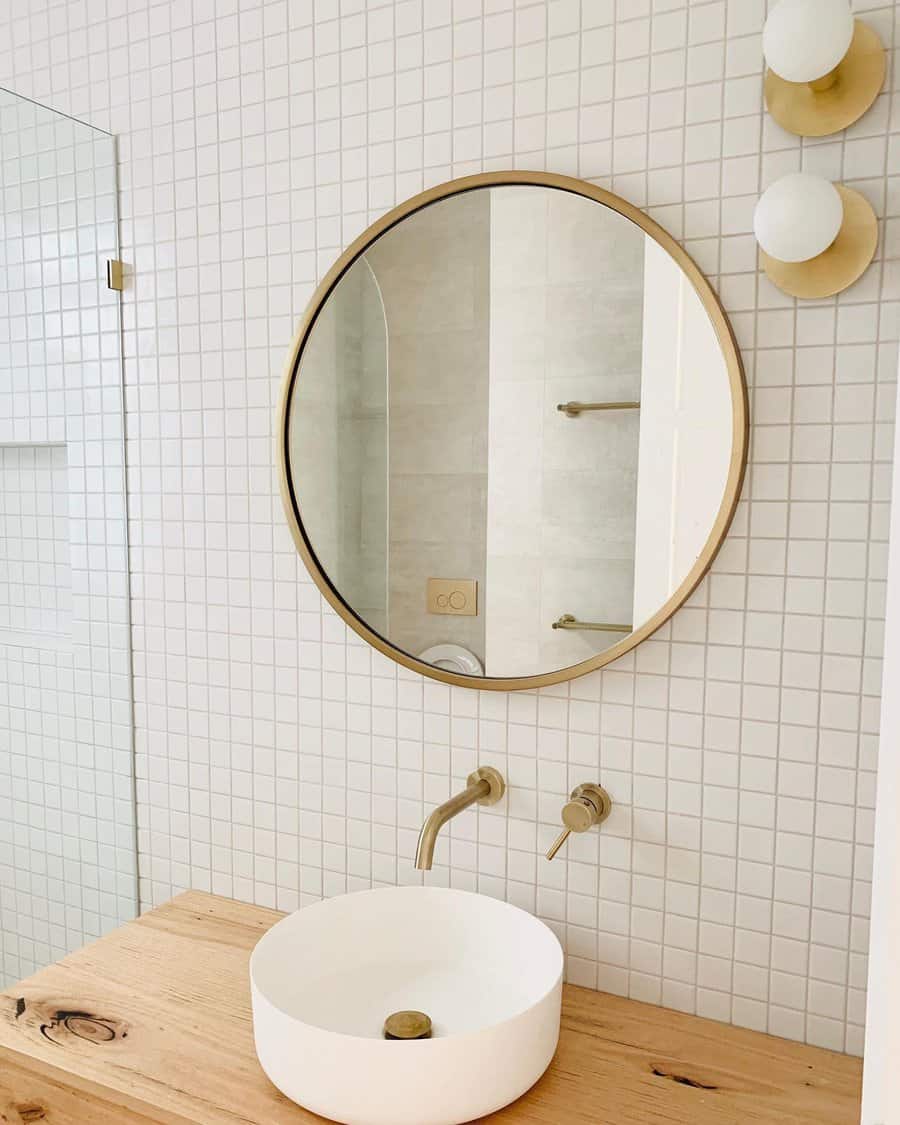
top-left (414, 767), bottom-right (506, 871)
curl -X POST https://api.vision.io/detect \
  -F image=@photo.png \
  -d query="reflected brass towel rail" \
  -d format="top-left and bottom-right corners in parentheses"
top-left (557, 401), bottom-right (641, 417)
top-left (552, 615), bottom-right (632, 633)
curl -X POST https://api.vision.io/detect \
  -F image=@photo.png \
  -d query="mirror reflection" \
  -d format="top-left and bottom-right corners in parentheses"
top-left (287, 184), bottom-right (741, 682)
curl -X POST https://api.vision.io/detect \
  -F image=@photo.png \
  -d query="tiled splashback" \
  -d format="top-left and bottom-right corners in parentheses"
top-left (2, 0), bottom-right (898, 1056)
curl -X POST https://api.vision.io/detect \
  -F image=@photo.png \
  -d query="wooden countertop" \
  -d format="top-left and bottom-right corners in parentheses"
top-left (0, 891), bottom-right (861, 1125)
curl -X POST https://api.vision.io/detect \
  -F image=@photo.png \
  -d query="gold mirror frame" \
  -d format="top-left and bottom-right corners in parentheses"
top-left (278, 171), bottom-right (749, 692)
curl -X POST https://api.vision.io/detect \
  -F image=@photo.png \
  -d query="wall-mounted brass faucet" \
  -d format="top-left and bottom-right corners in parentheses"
top-left (415, 766), bottom-right (506, 870)
top-left (546, 783), bottom-right (612, 860)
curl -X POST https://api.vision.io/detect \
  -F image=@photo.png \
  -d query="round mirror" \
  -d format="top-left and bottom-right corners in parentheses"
top-left (280, 172), bottom-right (747, 690)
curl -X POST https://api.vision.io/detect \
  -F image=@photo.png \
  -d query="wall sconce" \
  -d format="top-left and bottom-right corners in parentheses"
top-left (763, 0), bottom-right (885, 137)
top-left (754, 173), bottom-right (877, 299)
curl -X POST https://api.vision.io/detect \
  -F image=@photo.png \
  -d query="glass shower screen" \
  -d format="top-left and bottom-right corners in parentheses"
top-left (0, 88), bottom-right (135, 986)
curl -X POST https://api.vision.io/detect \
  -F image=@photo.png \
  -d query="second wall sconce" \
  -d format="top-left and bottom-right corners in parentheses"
top-left (763, 0), bottom-right (885, 137)
top-left (754, 173), bottom-right (877, 299)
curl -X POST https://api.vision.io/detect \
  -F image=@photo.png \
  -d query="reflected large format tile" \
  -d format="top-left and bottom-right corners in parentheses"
top-left (544, 324), bottom-right (643, 381)
top-left (489, 328), bottom-right (548, 382)
top-left (539, 515), bottom-right (637, 564)
top-left (483, 554), bottom-right (543, 676)
top-left (543, 397), bottom-right (640, 474)
top-left (542, 467), bottom-right (639, 525)
top-left (541, 558), bottom-right (635, 623)
top-left (390, 401), bottom-right (488, 476)
top-left (487, 379), bottom-right (544, 456)
top-left (490, 185), bottom-right (550, 286)
top-left (388, 331), bottom-right (487, 404)
top-left (390, 473), bottom-right (488, 547)
top-left (377, 263), bottom-right (481, 333)
top-left (547, 189), bottom-right (645, 287)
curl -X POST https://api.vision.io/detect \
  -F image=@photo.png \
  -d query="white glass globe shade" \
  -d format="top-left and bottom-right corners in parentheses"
top-left (763, 0), bottom-right (854, 83)
top-left (754, 174), bottom-right (844, 263)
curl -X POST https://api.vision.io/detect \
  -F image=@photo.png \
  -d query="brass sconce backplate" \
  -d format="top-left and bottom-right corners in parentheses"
top-left (759, 185), bottom-right (878, 300)
top-left (764, 20), bottom-right (885, 138)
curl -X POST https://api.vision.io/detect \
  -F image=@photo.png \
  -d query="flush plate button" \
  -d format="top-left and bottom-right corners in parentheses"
top-left (427, 578), bottom-right (478, 616)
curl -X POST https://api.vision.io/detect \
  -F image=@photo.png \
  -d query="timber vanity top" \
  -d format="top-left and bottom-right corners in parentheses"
top-left (0, 892), bottom-right (861, 1125)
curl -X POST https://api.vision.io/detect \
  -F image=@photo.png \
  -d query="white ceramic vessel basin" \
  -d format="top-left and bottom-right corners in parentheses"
top-left (250, 886), bottom-right (563, 1125)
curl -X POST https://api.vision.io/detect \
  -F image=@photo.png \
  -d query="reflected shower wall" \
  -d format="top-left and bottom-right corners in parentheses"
top-left (485, 187), bottom-right (644, 676)
top-left (368, 192), bottom-right (491, 663)
top-left (292, 256), bottom-right (389, 635)
top-left (0, 88), bottom-right (135, 986)
top-left (291, 189), bottom-right (645, 677)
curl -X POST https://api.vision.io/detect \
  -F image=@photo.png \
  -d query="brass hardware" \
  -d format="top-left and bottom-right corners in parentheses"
top-left (384, 1010), bottom-right (433, 1040)
top-left (808, 66), bottom-right (840, 94)
top-left (414, 766), bottom-right (505, 871)
top-left (427, 577), bottom-right (478, 617)
top-left (546, 783), bottom-right (612, 861)
top-left (765, 21), bottom-right (885, 138)
top-left (557, 401), bottom-right (640, 417)
top-left (552, 615), bottom-right (632, 633)
top-left (106, 259), bottom-right (124, 291)
top-left (759, 185), bottom-right (878, 300)
top-left (278, 170), bottom-right (749, 692)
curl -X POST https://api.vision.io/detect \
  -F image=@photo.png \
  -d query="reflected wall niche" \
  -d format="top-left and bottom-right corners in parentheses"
top-left (0, 88), bottom-right (135, 986)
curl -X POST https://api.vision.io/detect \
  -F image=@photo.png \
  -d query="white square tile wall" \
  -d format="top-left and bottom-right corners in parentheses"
top-left (0, 444), bottom-right (73, 985)
top-left (0, 87), bottom-right (135, 988)
top-left (0, 444), bottom-right (70, 644)
top-left (2, 0), bottom-right (897, 1054)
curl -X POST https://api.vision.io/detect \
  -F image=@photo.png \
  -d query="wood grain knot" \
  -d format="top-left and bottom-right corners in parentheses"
top-left (651, 1064), bottom-right (718, 1090)
top-left (14, 1106), bottom-right (47, 1123)
top-left (41, 1010), bottom-right (123, 1047)
top-left (12, 1000), bottom-right (128, 1049)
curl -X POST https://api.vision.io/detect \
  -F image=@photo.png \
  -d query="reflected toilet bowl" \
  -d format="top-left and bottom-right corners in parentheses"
top-left (418, 644), bottom-right (483, 676)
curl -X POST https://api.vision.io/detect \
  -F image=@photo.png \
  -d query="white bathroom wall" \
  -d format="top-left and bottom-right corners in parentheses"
top-left (861, 352), bottom-right (900, 1125)
top-left (2, 0), bottom-right (898, 1055)
top-left (0, 87), bottom-right (135, 986)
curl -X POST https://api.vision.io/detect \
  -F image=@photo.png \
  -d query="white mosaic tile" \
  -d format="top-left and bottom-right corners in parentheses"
top-left (1, 0), bottom-right (897, 1055)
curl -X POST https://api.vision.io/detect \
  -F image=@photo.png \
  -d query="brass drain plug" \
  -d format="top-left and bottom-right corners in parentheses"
top-left (383, 1010), bottom-right (433, 1040)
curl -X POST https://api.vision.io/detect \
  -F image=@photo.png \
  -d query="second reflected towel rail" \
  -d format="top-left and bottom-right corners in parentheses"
top-left (552, 615), bottom-right (633, 633)
top-left (557, 400), bottom-right (640, 417)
